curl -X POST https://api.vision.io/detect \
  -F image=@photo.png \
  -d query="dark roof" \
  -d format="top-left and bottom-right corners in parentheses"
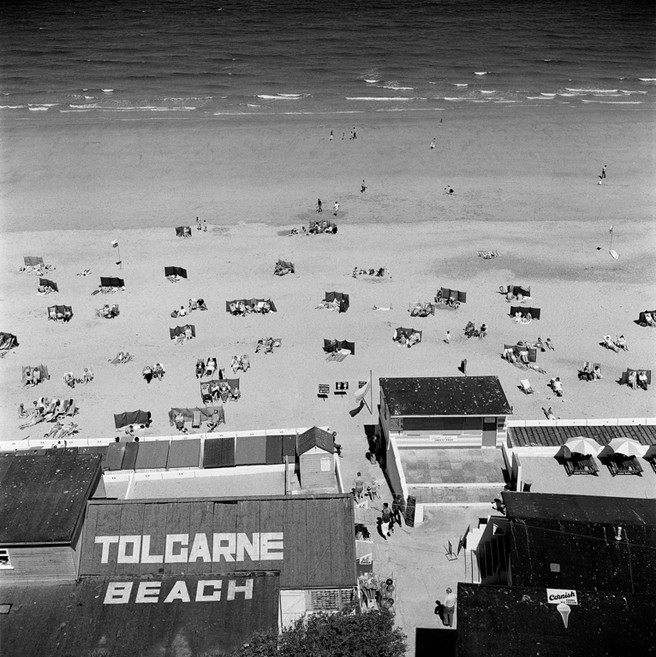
top-left (509, 423), bottom-right (656, 448)
top-left (79, 495), bottom-right (356, 589)
top-left (380, 376), bottom-right (512, 416)
top-left (0, 453), bottom-right (102, 545)
top-left (0, 573), bottom-right (279, 657)
top-left (297, 426), bottom-right (335, 455)
top-left (503, 493), bottom-right (656, 526)
top-left (502, 494), bottom-right (656, 594)
top-left (456, 584), bottom-right (656, 657)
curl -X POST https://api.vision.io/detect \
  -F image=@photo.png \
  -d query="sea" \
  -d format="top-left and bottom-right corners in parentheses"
top-left (1, 0), bottom-right (655, 121)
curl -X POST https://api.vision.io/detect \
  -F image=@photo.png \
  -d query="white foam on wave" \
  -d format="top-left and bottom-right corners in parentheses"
top-left (376, 107), bottom-right (445, 112)
top-left (480, 90), bottom-right (496, 94)
top-left (28, 106), bottom-right (49, 111)
top-left (526, 96), bottom-right (552, 100)
top-left (540, 93), bottom-right (556, 97)
top-left (257, 94), bottom-right (305, 100)
top-left (581, 100), bottom-right (642, 104)
top-left (443, 97), bottom-right (465, 101)
top-left (102, 89), bottom-right (114, 93)
top-left (0, 105), bottom-right (25, 109)
top-left (565, 88), bottom-right (618, 94)
top-left (378, 83), bottom-right (414, 90)
top-left (346, 96), bottom-right (418, 101)
top-left (474, 71), bottom-right (488, 76)
top-left (60, 109), bottom-right (92, 113)
top-left (620, 90), bottom-right (647, 94)
top-left (452, 83), bottom-right (468, 87)
top-left (639, 78), bottom-right (656, 82)
top-left (364, 79), bottom-right (379, 83)
top-left (70, 103), bottom-right (100, 109)
top-left (29, 103), bottom-right (57, 107)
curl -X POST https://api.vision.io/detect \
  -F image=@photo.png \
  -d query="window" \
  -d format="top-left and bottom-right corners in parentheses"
top-left (0, 549), bottom-right (12, 569)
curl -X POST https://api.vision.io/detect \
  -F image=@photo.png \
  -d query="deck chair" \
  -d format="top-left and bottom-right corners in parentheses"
top-left (334, 381), bottom-right (349, 396)
top-left (520, 379), bottom-right (533, 394)
top-left (318, 383), bottom-right (330, 400)
top-left (444, 540), bottom-right (458, 561)
top-left (192, 409), bottom-right (201, 429)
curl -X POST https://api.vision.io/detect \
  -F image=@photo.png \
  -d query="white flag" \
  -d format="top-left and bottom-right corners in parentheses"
top-left (354, 374), bottom-right (372, 401)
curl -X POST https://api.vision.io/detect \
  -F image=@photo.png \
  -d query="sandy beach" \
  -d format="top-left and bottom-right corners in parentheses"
top-left (2, 107), bottom-right (656, 448)
top-left (2, 110), bottom-right (655, 446)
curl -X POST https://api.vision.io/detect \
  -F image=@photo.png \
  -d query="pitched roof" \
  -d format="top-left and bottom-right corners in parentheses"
top-left (508, 423), bottom-right (656, 448)
top-left (0, 573), bottom-right (279, 657)
top-left (456, 584), bottom-right (656, 657)
top-left (0, 453), bottom-right (102, 545)
top-left (79, 495), bottom-right (355, 589)
top-left (297, 426), bottom-right (334, 455)
top-left (380, 376), bottom-right (512, 416)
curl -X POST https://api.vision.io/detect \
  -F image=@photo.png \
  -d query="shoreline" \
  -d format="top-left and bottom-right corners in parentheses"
top-left (2, 103), bottom-right (654, 234)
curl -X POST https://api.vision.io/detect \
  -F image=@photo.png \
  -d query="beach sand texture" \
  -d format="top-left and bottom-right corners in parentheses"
top-left (1, 107), bottom-right (655, 442)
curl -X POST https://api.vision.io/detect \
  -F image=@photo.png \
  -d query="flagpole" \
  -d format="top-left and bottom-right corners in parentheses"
top-left (369, 369), bottom-right (373, 415)
top-left (117, 243), bottom-right (122, 269)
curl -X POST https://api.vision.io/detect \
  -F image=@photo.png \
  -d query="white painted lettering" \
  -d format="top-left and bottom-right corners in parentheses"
top-left (195, 580), bottom-right (222, 602)
top-left (189, 533), bottom-right (212, 562)
top-left (227, 579), bottom-right (253, 600)
top-left (164, 581), bottom-right (191, 603)
top-left (117, 535), bottom-right (142, 563)
top-left (103, 581), bottom-right (132, 604)
top-left (260, 532), bottom-right (284, 560)
top-left (212, 533), bottom-right (236, 562)
top-left (95, 535), bottom-right (119, 564)
top-left (135, 581), bottom-right (161, 603)
top-left (236, 533), bottom-right (260, 561)
top-left (141, 535), bottom-right (164, 563)
top-left (165, 534), bottom-right (189, 562)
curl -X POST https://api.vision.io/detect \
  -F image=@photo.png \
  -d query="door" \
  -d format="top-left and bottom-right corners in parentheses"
top-left (482, 417), bottom-right (497, 447)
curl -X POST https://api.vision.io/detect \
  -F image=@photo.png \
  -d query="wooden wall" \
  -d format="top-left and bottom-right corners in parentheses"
top-left (299, 451), bottom-right (334, 490)
top-left (0, 545), bottom-right (77, 582)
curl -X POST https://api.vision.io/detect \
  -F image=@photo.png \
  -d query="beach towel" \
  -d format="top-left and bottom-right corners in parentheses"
top-left (478, 250), bottom-right (499, 259)
top-left (23, 256), bottom-right (44, 267)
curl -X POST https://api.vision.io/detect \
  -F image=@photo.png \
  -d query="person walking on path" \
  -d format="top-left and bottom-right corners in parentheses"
top-left (353, 472), bottom-right (365, 502)
top-left (381, 502), bottom-right (393, 539)
top-left (392, 495), bottom-right (404, 526)
top-left (442, 587), bottom-right (457, 627)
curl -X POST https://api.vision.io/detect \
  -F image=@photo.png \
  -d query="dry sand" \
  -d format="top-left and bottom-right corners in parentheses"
top-left (2, 106), bottom-right (655, 447)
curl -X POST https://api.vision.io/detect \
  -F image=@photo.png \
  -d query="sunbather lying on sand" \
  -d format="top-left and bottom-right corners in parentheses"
top-left (602, 335), bottom-right (619, 352)
top-left (550, 377), bottom-right (563, 396)
top-left (615, 335), bottom-right (628, 351)
top-left (372, 305), bottom-right (392, 311)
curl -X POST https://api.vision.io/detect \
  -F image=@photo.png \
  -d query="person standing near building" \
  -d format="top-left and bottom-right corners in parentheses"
top-left (442, 587), bottom-right (457, 627)
top-left (381, 503), bottom-right (393, 538)
top-left (353, 472), bottom-right (365, 502)
top-left (392, 495), bottom-right (404, 526)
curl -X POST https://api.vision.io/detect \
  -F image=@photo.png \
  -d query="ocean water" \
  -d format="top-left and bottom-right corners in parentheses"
top-left (1, 0), bottom-right (654, 120)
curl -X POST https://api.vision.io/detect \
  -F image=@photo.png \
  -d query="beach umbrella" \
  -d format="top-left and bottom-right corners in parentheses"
top-left (607, 437), bottom-right (643, 458)
top-left (562, 436), bottom-right (602, 457)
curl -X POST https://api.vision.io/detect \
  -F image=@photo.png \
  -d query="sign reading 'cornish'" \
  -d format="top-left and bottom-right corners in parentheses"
top-left (94, 532), bottom-right (284, 564)
top-left (546, 588), bottom-right (579, 605)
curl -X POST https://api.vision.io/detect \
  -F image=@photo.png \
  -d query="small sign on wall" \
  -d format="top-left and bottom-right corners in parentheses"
top-left (546, 589), bottom-right (578, 605)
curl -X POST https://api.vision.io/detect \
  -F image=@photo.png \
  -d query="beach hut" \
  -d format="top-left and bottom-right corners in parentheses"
top-left (175, 226), bottom-right (192, 237)
top-left (99, 276), bottom-right (125, 289)
top-left (274, 259), bottom-right (295, 275)
top-left (297, 426), bottom-right (335, 489)
top-left (47, 305), bottom-right (73, 321)
top-left (164, 266), bottom-right (187, 279)
top-left (113, 409), bottom-right (151, 429)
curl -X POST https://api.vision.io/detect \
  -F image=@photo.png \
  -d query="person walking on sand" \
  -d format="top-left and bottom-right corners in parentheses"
top-left (317, 198), bottom-right (322, 213)
top-left (442, 587), bottom-right (457, 627)
top-left (430, 138), bottom-right (436, 150)
top-left (329, 129), bottom-right (334, 141)
top-left (333, 201), bottom-right (339, 216)
top-left (600, 164), bottom-right (607, 179)
top-left (361, 179), bottom-right (367, 193)
top-left (444, 330), bottom-right (451, 344)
